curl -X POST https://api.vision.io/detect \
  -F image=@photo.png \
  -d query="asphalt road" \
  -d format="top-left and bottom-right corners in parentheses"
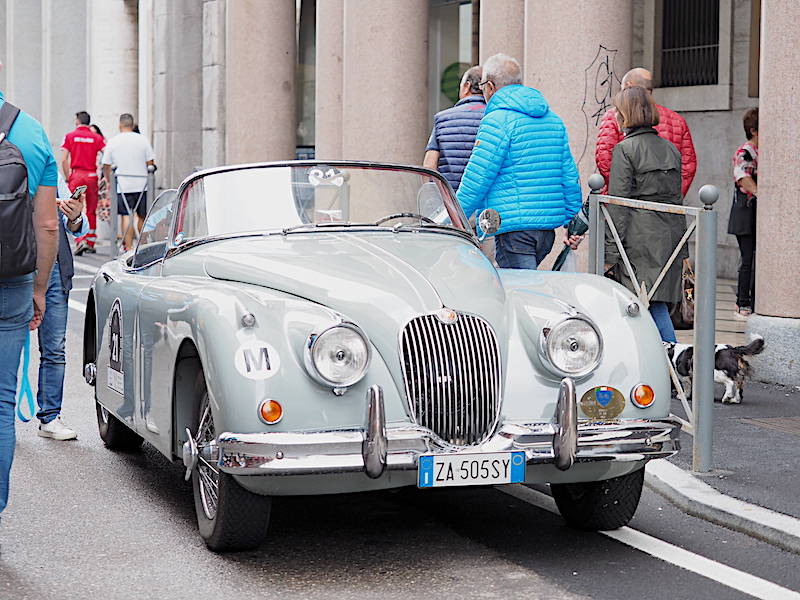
top-left (1, 255), bottom-right (798, 600)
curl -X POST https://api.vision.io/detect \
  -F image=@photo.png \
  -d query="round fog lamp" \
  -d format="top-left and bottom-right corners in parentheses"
top-left (259, 399), bottom-right (283, 424)
top-left (631, 384), bottom-right (655, 408)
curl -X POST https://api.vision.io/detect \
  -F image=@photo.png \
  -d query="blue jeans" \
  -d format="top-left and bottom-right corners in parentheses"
top-left (0, 274), bottom-right (34, 513)
top-left (649, 301), bottom-right (677, 344)
top-left (36, 262), bottom-right (68, 424)
top-left (495, 230), bottom-right (555, 269)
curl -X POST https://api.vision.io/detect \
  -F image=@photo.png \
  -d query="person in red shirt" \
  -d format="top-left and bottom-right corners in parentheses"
top-left (595, 68), bottom-right (697, 197)
top-left (61, 111), bottom-right (105, 254)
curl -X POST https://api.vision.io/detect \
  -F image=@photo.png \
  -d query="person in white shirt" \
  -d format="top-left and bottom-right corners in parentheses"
top-left (102, 113), bottom-right (156, 251)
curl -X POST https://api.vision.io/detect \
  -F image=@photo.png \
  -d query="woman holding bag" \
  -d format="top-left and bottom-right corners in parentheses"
top-left (605, 86), bottom-right (686, 343)
top-left (728, 108), bottom-right (758, 318)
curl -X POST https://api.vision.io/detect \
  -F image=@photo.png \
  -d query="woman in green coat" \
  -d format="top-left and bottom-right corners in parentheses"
top-left (605, 86), bottom-right (686, 343)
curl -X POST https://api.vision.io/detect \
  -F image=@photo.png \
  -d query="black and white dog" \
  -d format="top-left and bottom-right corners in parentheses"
top-left (667, 337), bottom-right (765, 403)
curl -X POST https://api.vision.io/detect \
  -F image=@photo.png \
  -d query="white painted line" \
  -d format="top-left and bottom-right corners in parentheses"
top-left (498, 485), bottom-right (800, 600)
top-left (68, 299), bottom-right (86, 314)
top-left (645, 459), bottom-right (800, 554)
top-left (72, 262), bottom-right (100, 275)
top-left (70, 287), bottom-right (91, 292)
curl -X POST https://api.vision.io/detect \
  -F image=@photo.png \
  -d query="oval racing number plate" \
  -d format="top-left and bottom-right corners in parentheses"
top-left (418, 451), bottom-right (526, 488)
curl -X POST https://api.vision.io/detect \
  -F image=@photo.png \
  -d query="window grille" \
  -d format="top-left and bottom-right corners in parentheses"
top-left (660, 0), bottom-right (720, 87)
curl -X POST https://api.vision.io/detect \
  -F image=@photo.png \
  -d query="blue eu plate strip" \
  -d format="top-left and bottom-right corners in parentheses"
top-left (418, 455), bottom-right (434, 488)
top-left (510, 451), bottom-right (526, 483)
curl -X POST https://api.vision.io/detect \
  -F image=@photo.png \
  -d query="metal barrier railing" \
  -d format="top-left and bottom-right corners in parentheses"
top-left (586, 174), bottom-right (719, 472)
top-left (106, 165), bottom-right (157, 258)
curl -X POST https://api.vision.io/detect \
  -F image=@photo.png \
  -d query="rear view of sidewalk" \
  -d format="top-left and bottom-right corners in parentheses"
top-left (650, 382), bottom-right (800, 553)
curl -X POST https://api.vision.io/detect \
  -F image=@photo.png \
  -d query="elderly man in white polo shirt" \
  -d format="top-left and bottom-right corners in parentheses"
top-left (102, 113), bottom-right (156, 251)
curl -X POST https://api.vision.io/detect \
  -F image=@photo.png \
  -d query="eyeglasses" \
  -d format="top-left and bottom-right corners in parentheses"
top-left (478, 80), bottom-right (492, 89)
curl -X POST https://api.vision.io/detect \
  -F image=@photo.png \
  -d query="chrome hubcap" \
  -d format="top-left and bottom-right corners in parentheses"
top-left (195, 394), bottom-right (219, 520)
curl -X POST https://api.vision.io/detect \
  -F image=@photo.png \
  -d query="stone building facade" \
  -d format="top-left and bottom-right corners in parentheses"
top-left (1, 0), bottom-right (796, 383)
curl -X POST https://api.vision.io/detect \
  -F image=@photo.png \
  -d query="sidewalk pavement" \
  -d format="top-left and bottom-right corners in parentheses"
top-left (646, 382), bottom-right (800, 554)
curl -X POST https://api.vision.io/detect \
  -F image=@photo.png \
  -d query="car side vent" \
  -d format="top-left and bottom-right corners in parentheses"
top-left (400, 312), bottom-right (502, 446)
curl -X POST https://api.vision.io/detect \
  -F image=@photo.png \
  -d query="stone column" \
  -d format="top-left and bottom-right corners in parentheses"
top-left (522, 0), bottom-right (632, 270)
top-left (746, 0), bottom-right (800, 385)
top-left (226, 0), bottom-right (296, 163)
top-left (138, 0), bottom-right (154, 140)
top-left (341, 0), bottom-right (428, 164)
top-left (479, 0), bottom-right (524, 66)
top-left (87, 0), bottom-right (139, 138)
top-left (314, 0), bottom-right (344, 160)
top-left (202, 0), bottom-right (226, 168)
top-left (41, 0), bottom-right (88, 156)
top-left (4, 0), bottom-right (43, 119)
top-left (523, 0), bottom-right (632, 185)
top-left (0, 0), bottom-right (7, 92)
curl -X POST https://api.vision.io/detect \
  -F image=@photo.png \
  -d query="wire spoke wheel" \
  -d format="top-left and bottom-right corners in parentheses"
top-left (195, 394), bottom-right (219, 520)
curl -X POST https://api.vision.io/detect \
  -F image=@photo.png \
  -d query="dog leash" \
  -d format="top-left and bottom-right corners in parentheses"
top-left (16, 331), bottom-right (36, 422)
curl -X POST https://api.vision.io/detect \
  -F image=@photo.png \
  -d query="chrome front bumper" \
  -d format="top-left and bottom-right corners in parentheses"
top-left (196, 382), bottom-right (681, 477)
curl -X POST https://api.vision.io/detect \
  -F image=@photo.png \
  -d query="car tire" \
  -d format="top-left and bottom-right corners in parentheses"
top-left (551, 467), bottom-right (644, 531)
top-left (96, 402), bottom-right (144, 450)
top-left (190, 370), bottom-right (271, 552)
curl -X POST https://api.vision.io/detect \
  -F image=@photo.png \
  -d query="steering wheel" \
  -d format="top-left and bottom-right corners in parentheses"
top-left (374, 213), bottom-right (436, 226)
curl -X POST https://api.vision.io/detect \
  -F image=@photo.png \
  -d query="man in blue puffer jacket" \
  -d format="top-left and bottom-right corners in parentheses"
top-left (457, 53), bottom-right (582, 269)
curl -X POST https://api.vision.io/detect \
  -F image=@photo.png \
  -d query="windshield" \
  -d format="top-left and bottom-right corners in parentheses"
top-left (173, 164), bottom-right (471, 242)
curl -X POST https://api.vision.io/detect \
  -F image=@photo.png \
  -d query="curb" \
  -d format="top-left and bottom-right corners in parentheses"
top-left (644, 459), bottom-right (800, 555)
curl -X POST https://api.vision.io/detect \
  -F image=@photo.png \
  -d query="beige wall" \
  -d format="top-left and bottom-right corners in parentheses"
top-left (341, 0), bottom-right (429, 165)
top-left (755, 0), bottom-right (799, 319)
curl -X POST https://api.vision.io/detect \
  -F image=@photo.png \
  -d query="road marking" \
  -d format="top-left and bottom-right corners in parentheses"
top-left (499, 485), bottom-right (800, 600)
top-left (73, 261), bottom-right (100, 275)
top-left (68, 299), bottom-right (87, 314)
top-left (70, 287), bottom-right (91, 292)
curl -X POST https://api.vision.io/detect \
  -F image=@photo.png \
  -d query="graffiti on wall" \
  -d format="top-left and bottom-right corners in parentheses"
top-left (577, 45), bottom-right (622, 166)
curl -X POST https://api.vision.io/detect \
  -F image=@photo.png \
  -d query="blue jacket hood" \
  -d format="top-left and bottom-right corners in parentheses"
top-left (485, 85), bottom-right (549, 118)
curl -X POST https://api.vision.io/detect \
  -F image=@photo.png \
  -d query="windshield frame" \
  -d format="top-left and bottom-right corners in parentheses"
top-left (169, 161), bottom-right (474, 248)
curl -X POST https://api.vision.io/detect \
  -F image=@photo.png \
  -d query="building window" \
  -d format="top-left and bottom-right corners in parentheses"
top-left (660, 0), bottom-right (719, 87)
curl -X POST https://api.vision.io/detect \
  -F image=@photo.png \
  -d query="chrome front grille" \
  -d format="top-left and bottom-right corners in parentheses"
top-left (400, 312), bottom-right (502, 446)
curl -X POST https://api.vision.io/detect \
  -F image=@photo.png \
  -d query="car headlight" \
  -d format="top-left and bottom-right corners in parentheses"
top-left (540, 316), bottom-right (602, 378)
top-left (304, 323), bottom-right (371, 389)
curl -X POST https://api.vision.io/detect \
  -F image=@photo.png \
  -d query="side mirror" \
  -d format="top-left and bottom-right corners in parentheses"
top-left (477, 208), bottom-right (501, 241)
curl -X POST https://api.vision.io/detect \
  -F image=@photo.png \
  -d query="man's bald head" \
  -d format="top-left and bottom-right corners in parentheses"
top-left (622, 68), bottom-right (653, 92)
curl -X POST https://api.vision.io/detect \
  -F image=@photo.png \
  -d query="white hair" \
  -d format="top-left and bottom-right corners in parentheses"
top-left (482, 53), bottom-right (522, 89)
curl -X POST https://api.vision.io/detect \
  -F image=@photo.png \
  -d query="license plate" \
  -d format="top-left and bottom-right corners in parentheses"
top-left (418, 451), bottom-right (526, 488)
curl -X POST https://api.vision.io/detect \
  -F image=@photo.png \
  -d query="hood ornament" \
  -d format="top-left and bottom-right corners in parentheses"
top-left (435, 308), bottom-right (458, 324)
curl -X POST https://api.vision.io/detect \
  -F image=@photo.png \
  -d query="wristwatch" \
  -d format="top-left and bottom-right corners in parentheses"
top-left (70, 215), bottom-right (83, 226)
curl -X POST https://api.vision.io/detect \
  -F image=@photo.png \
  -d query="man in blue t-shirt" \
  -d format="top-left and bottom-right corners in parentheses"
top-left (0, 78), bottom-right (60, 516)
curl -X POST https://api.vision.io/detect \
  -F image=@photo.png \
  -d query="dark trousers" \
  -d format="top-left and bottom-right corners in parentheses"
top-left (735, 234), bottom-right (756, 309)
top-left (495, 230), bottom-right (555, 270)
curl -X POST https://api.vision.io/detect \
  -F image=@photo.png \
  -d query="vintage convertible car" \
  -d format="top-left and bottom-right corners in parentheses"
top-left (83, 161), bottom-right (680, 551)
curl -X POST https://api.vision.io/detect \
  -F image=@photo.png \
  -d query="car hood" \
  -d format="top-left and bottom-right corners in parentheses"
top-left (202, 232), bottom-right (508, 335)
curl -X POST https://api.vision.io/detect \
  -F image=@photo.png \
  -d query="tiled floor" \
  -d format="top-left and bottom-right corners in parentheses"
top-left (675, 278), bottom-right (747, 346)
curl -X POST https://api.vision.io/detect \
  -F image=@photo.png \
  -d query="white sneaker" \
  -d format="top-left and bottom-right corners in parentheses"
top-left (38, 417), bottom-right (78, 441)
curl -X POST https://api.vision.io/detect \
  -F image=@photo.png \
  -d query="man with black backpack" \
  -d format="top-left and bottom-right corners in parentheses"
top-left (0, 76), bottom-right (60, 517)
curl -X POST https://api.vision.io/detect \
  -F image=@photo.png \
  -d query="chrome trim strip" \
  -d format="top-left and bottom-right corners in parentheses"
top-left (216, 417), bottom-right (681, 476)
top-left (362, 385), bottom-right (387, 478)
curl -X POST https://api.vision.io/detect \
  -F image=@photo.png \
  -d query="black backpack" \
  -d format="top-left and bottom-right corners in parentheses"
top-left (0, 101), bottom-right (36, 277)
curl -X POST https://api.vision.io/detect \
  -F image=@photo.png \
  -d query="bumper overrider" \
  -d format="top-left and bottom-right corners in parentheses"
top-left (183, 381), bottom-right (681, 479)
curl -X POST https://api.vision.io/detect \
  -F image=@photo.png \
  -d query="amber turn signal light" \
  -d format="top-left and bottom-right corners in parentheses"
top-left (259, 400), bottom-right (283, 424)
top-left (631, 384), bottom-right (655, 408)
